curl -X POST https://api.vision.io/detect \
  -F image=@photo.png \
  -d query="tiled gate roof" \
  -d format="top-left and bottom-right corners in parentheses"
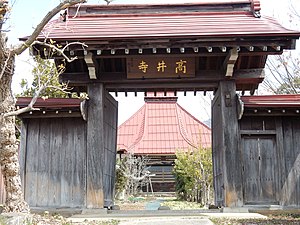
top-left (33, 1), bottom-right (299, 42)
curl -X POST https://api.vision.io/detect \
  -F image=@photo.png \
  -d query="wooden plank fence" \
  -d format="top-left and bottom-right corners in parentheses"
top-left (22, 117), bottom-right (87, 208)
top-left (17, 92), bottom-right (118, 209)
top-left (239, 115), bottom-right (300, 206)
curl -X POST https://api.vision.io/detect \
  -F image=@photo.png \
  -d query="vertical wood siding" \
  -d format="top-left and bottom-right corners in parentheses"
top-left (281, 117), bottom-right (300, 206)
top-left (212, 93), bottom-right (224, 206)
top-left (20, 92), bottom-right (118, 209)
top-left (103, 93), bottom-right (118, 207)
top-left (239, 115), bottom-right (300, 206)
top-left (23, 117), bottom-right (86, 208)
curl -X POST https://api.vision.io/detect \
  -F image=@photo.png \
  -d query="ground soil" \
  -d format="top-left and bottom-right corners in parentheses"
top-left (116, 201), bottom-right (146, 210)
top-left (115, 196), bottom-right (204, 210)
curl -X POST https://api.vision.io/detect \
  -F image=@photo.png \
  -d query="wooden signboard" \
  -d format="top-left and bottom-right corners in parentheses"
top-left (127, 57), bottom-right (195, 79)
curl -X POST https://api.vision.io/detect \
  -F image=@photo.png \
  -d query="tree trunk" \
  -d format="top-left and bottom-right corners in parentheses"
top-left (0, 0), bottom-right (87, 213)
top-left (0, 35), bottom-right (29, 212)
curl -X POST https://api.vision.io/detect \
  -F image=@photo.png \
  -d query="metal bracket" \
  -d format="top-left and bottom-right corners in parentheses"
top-left (225, 92), bottom-right (232, 107)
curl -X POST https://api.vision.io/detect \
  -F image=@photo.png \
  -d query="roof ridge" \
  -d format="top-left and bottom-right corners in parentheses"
top-left (118, 104), bottom-right (145, 127)
top-left (176, 105), bottom-right (197, 149)
top-left (68, 1), bottom-right (257, 17)
top-left (127, 104), bottom-right (147, 152)
top-left (144, 96), bottom-right (178, 103)
top-left (176, 102), bottom-right (211, 130)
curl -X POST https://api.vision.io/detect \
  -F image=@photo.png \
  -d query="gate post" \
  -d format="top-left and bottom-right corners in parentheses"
top-left (86, 83), bottom-right (105, 208)
top-left (212, 80), bottom-right (243, 207)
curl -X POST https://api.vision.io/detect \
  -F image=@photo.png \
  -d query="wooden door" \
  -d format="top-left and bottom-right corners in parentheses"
top-left (242, 136), bottom-right (278, 205)
top-left (23, 118), bottom-right (87, 208)
top-left (103, 92), bottom-right (118, 207)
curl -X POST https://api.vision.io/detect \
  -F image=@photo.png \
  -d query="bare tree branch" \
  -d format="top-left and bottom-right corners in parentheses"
top-left (0, 0), bottom-right (87, 81)
top-left (12, 0), bottom-right (86, 56)
top-left (4, 81), bottom-right (72, 118)
top-left (5, 41), bottom-right (87, 117)
top-left (0, 0), bottom-right (89, 213)
top-left (0, 1), bottom-right (8, 31)
top-left (33, 40), bottom-right (88, 62)
top-left (3, 106), bottom-right (40, 117)
top-left (119, 153), bottom-right (150, 197)
top-left (2, 0), bottom-right (88, 117)
top-left (263, 52), bottom-right (300, 94)
top-left (46, 85), bottom-right (72, 94)
top-left (3, 83), bottom-right (46, 117)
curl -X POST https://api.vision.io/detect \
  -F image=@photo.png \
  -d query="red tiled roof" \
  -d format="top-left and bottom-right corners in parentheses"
top-left (117, 93), bottom-right (211, 155)
top-left (241, 95), bottom-right (300, 108)
top-left (34, 1), bottom-right (299, 42)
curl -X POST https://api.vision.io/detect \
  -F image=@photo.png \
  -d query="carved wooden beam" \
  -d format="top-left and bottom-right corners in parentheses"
top-left (84, 52), bottom-right (97, 79)
top-left (60, 69), bottom-right (265, 86)
top-left (223, 47), bottom-right (239, 77)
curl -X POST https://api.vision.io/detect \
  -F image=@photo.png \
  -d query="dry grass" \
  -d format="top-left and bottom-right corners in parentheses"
top-left (115, 196), bottom-right (205, 210)
top-left (0, 213), bottom-right (119, 225)
top-left (210, 213), bottom-right (300, 225)
top-left (161, 198), bottom-right (204, 210)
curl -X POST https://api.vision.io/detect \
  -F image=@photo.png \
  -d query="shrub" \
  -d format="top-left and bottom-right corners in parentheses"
top-left (115, 153), bottom-right (149, 199)
top-left (173, 147), bottom-right (213, 205)
top-left (115, 158), bottom-right (127, 199)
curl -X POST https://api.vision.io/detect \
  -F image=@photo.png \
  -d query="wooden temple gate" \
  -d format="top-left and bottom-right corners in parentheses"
top-left (13, 0), bottom-right (300, 209)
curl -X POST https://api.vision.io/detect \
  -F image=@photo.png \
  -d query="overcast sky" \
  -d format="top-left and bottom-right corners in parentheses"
top-left (7, 0), bottom-right (299, 125)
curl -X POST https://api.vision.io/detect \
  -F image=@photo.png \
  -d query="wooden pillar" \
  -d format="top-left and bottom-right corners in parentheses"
top-left (212, 80), bottom-right (243, 207)
top-left (86, 83), bottom-right (105, 208)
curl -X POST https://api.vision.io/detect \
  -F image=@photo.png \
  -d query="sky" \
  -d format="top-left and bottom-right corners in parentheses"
top-left (6, 0), bottom-right (299, 125)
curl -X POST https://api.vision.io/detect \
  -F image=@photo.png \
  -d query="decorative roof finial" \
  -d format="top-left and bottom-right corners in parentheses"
top-left (250, 0), bottom-right (261, 18)
top-left (60, 9), bottom-right (67, 22)
top-left (104, 0), bottom-right (113, 5)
